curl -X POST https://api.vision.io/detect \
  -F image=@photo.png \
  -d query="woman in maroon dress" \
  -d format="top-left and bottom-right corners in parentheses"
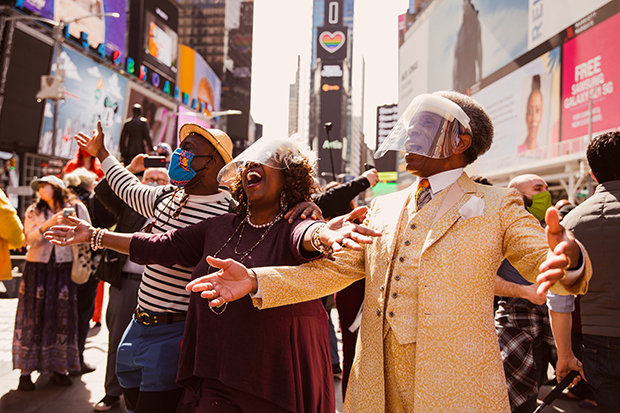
top-left (47, 136), bottom-right (373, 412)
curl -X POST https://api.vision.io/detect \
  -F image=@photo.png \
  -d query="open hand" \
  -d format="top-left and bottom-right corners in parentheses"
top-left (74, 120), bottom-right (109, 161)
top-left (537, 207), bottom-right (582, 295)
top-left (320, 206), bottom-right (381, 252)
top-left (44, 215), bottom-right (93, 246)
top-left (186, 256), bottom-right (257, 307)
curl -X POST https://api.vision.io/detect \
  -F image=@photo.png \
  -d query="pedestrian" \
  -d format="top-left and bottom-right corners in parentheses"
top-left (547, 130), bottom-right (620, 413)
top-left (0, 187), bottom-right (24, 280)
top-left (64, 147), bottom-right (105, 179)
top-left (191, 91), bottom-right (592, 413)
top-left (70, 120), bottom-right (233, 412)
top-left (64, 168), bottom-right (116, 375)
top-left (13, 175), bottom-right (90, 390)
top-left (92, 166), bottom-right (169, 412)
top-left (494, 174), bottom-right (557, 413)
top-left (120, 104), bottom-right (153, 165)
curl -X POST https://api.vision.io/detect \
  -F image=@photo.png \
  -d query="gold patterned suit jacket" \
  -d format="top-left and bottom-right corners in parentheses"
top-left (253, 173), bottom-right (591, 413)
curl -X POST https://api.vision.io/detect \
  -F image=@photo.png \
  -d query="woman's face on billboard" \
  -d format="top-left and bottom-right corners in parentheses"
top-left (526, 90), bottom-right (543, 138)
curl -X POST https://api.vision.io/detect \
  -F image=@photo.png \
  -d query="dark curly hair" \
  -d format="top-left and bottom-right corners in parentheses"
top-left (436, 91), bottom-right (494, 165)
top-left (230, 158), bottom-right (316, 215)
top-left (587, 131), bottom-right (620, 183)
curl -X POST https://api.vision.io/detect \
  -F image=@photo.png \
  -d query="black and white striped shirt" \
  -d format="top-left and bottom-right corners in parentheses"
top-left (101, 157), bottom-right (231, 313)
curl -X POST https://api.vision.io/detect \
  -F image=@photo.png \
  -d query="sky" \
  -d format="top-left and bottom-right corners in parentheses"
top-left (250, 0), bottom-right (409, 149)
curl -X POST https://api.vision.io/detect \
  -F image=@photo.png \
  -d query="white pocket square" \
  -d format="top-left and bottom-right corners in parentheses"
top-left (459, 196), bottom-right (485, 220)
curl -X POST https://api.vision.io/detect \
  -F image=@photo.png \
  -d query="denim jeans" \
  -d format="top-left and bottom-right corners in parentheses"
top-left (581, 334), bottom-right (620, 413)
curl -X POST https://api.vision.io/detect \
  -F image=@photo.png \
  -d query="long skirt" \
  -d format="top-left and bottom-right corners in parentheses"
top-left (12, 259), bottom-right (80, 374)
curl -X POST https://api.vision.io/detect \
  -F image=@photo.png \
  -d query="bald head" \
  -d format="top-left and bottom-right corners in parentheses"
top-left (508, 174), bottom-right (548, 210)
top-left (508, 174), bottom-right (548, 196)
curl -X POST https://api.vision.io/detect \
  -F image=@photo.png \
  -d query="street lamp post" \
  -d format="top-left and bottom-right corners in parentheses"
top-left (324, 122), bottom-right (337, 182)
top-left (7, 12), bottom-right (120, 157)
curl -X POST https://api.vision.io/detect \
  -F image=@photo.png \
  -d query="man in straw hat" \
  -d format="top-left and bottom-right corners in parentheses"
top-left (192, 91), bottom-right (592, 413)
top-left (77, 120), bottom-right (233, 412)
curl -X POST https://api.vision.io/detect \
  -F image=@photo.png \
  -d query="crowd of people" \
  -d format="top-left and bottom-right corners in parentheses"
top-left (0, 90), bottom-right (618, 413)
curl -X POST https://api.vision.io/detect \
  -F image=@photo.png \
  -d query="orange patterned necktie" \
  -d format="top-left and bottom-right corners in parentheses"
top-left (415, 178), bottom-right (431, 210)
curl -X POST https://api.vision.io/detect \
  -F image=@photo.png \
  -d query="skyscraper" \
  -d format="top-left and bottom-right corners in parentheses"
top-left (177, 0), bottom-right (254, 154)
top-left (309, 0), bottom-right (355, 181)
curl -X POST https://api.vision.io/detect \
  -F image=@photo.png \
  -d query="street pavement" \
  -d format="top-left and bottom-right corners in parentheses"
top-left (0, 283), bottom-right (598, 413)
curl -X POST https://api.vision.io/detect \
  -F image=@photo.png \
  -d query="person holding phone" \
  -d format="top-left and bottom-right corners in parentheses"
top-left (13, 175), bottom-right (89, 390)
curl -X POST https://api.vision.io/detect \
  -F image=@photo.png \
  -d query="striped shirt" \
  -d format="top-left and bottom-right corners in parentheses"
top-left (101, 156), bottom-right (231, 313)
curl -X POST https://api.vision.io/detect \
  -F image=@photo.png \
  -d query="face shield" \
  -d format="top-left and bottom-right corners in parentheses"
top-left (374, 94), bottom-right (471, 160)
top-left (216, 135), bottom-right (313, 183)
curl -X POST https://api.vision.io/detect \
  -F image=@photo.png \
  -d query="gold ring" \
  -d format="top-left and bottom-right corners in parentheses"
top-left (564, 256), bottom-right (572, 270)
top-left (216, 299), bottom-right (226, 308)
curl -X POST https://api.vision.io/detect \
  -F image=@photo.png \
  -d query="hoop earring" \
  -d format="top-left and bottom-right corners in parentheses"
top-left (246, 200), bottom-right (252, 219)
top-left (280, 192), bottom-right (287, 212)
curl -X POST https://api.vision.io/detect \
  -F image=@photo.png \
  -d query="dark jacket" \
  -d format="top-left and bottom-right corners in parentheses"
top-left (119, 116), bottom-right (152, 164)
top-left (562, 179), bottom-right (620, 338)
top-left (313, 176), bottom-right (371, 219)
top-left (94, 178), bottom-right (147, 288)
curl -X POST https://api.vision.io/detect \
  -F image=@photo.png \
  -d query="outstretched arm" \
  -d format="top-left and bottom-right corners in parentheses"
top-left (44, 215), bottom-right (132, 254)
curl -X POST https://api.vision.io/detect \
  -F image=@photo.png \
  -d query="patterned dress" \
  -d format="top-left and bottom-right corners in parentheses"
top-left (12, 206), bottom-right (80, 374)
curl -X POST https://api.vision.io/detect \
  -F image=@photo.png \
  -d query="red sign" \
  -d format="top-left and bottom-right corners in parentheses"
top-left (561, 13), bottom-right (620, 141)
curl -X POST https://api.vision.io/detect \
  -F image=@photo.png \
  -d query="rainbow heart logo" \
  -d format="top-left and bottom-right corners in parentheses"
top-left (320, 31), bottom-right (345, 53)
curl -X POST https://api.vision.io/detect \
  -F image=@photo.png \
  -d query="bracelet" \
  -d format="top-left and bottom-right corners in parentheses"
top-left (90, 228), bottom-right (101, 250)
top-left (311, 223), bottom-right (334, 257)
top-left (96, 228), bottom-right (107, 251)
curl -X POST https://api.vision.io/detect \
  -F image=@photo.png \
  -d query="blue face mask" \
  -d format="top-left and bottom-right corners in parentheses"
top-left (168, 148), bottom-right (212, 187)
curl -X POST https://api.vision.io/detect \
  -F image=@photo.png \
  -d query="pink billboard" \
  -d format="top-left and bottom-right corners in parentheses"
top-left (562, 12), bottom-right (620, 141)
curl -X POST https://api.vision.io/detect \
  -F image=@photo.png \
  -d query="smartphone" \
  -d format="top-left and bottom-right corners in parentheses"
top-left (364, 163), bottom-right (375, 171)
top-left (144, 156), bottom-right (166, 168)
top-left (62, 207), bottom-right (75, 217)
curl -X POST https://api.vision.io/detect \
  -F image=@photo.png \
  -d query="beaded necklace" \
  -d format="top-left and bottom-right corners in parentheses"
top-left (207, 210), bottom-right (284, 315)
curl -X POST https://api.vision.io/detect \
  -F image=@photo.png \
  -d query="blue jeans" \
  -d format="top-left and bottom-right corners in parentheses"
top-left (581, 334), bottom-right (620, 413)
top-left (116, 318), bottom-right (185, 392)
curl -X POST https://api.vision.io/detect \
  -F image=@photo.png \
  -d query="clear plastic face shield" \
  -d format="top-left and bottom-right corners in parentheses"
top-left (374, 94), bottom-right (472, 160)
top-left (216, 135), bottom-right (313, 183)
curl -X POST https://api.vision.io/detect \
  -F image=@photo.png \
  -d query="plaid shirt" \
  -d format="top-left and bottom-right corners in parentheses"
top-left (495, 297), bottom-right (557, 411)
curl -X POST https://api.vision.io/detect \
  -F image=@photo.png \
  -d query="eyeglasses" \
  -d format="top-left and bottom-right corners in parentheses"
top-left (144, 177), bottom-right (169, 185)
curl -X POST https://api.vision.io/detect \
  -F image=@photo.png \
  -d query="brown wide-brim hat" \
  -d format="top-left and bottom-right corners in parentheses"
top-left (179, 123), bottom-right (233, 164)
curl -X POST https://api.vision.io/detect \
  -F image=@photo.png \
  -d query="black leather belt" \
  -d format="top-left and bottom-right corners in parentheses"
top-left (134, 308), bottom-right (186, 325)
top-left (122, 272), bottom-right (142, 281)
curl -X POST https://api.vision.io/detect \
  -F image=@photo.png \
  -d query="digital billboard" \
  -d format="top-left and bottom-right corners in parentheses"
top-left (561, 11), bottom-right (620, 143)
top-left (472, 47), bottom-right (561, 174)
top-left (178, 45), bottom-right (222, 116)
top-left (19, 0), bottom-right (128, 62)
top-left (38, 45), bottom-right (128, 159)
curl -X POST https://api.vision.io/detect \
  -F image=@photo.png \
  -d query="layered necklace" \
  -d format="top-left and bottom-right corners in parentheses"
top-left (207, 209), bottom-right (285, 315)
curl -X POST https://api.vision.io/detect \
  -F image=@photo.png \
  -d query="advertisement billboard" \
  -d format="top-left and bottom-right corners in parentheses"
top-left (527, 0), bottom-right (611, 50)
top-left (178, 45), bottom-right (222, 116)
top-left (20, 0), bottom-right (128, 62)
top-left (561, 11), bottom-right (620, 143)
top-left (124, 83), bottom-right (178, 149)
top-left (426, 0), bottom-right (529, 94)
top-left (399, 17), bottom-right (429, 111)
top-left (38, 45), bottom-right (128, 159)
top-left (472, 47), bottom-right (561, 174)
top-left (401, 0), bottom-right (614, 98)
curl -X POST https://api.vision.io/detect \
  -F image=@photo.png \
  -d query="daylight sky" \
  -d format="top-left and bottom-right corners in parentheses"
top-left (250, 0), bottom-right (409, 148)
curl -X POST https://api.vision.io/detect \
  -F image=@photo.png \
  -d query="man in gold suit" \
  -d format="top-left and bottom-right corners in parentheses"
top-left (190, 91), bottom-right (591, 413)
